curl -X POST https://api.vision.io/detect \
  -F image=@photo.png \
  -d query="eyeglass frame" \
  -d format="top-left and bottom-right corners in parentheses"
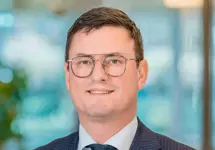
top-left (66, 53), bottom-right (140, 78)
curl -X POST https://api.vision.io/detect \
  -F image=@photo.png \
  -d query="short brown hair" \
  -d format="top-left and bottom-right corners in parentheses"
top-left (65, 7), bottom-right (144, 65)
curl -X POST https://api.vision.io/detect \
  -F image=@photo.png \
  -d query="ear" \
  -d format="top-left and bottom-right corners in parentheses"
top-left (64, 62), bottom-right (70, 91)
top-left (137, 59), bottom-right (148, 90)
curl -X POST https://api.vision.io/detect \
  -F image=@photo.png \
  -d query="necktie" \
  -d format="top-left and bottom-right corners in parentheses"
top-left (85, 144), bottom-right (118, 150)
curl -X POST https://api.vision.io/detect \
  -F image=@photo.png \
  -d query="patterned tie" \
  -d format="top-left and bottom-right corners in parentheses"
top-left (85, 144), bottom-right (118, 150)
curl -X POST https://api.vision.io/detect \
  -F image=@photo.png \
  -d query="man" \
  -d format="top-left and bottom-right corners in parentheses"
top-left (36, 7), bottom-right (195, 150)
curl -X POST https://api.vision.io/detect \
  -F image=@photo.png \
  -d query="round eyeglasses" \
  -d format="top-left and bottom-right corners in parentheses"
top-left (67, 54), bottom-right (138, 78)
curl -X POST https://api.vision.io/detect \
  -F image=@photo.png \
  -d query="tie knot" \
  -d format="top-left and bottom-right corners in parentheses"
top-left (85, 144), bottom-right (118, 150)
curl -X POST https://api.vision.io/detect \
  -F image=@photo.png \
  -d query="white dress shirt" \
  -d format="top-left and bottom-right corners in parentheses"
top-left (77, 116), bottom-right (138, 150)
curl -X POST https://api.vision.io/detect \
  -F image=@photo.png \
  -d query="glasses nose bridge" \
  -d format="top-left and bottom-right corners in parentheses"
top-left (90, 57), bottom-right (108, 78)
top-left (93, 57), bottom-right (105, 68)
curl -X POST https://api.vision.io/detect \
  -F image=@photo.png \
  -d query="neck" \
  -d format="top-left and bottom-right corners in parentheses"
top-left (78, 108), bottom-right (136, 144)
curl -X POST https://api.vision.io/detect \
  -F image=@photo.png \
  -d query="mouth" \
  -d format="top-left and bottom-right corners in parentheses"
top-left (87, 90), bottom-right (114, 95)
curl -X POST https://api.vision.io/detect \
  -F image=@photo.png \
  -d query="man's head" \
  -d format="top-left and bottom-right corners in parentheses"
top-left (64, 7), bottom-right (148, 120)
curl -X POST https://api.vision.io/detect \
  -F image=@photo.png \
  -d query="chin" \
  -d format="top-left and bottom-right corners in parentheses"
top-left (86, 109), bottom-right (115, 118)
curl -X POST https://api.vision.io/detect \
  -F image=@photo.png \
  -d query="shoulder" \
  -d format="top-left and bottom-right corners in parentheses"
top-left (34, 131), bottom-right (79, 150)
top-left (154, 132), bottom-right (195, 150)
top-left (134, 117), bottom-right (196, 150)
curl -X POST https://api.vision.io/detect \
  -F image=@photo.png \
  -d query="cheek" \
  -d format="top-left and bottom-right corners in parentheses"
top-left (70, 79), bottom-right (83, 92)
top-left (126, 67), bottom-right (139, 86)
top-left (117, 71), bottom-right (139, 95)
top-left (68, 75), bottom-right (85, 94)
top-left (68, 78), bottom-right (86, 108)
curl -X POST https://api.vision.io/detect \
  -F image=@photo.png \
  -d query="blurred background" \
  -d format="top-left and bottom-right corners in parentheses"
top-left (0, 0), bottom-right (214, 149)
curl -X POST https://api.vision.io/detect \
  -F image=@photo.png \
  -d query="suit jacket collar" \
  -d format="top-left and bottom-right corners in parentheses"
top-left (50, 130), bottom-right (79, 150)
top-left (129, 117), bottom-right (161, 150)
top-left (70, 117), bottom-right (161, 150)
top-left (71, 132), bottom-right (79, 150)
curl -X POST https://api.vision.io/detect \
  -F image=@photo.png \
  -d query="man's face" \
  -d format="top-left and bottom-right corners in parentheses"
top-left (65, 26), bottom-right (148, 119)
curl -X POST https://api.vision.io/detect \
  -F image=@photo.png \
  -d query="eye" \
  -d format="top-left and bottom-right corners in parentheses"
top-left (110, 59), bottom-right (120, 64)
top-left (105, 56), bottom-right (125, 66)
top-left (81, 60), bottom-right (90, 64)
top-left (73, 57), bottom-right (93, 66)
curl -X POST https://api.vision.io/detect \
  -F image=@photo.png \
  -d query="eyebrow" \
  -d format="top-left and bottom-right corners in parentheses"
top-left (75, 52), bottom-right (123, 57)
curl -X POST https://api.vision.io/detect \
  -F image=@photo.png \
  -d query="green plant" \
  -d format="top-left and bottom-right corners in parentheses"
top-left (0, 62), bottom-right (28, 149)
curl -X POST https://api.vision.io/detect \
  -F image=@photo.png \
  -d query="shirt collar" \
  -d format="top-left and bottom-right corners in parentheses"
top-left (78, 116), bottom-right (138, 150)
top-left (78, 124), bottom-right (96, 150)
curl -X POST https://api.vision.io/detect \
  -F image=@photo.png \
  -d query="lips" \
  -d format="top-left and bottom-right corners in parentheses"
top-left (87, 89), bottom-right (114, 95)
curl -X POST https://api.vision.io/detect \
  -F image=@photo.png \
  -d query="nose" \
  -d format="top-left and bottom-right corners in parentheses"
top-left (91, 59), bottom-right (108, 81)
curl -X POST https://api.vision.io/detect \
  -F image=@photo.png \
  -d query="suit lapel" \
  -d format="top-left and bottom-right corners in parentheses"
top-left (70, 132), bottom-right (79, 150)
top-left (130, 117), bottom-right (161, 150)
top-left (52, 131), bottom-right (79, 150)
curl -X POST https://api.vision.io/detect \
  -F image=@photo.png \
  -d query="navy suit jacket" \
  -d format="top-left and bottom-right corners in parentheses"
top-left (35, 117), bottom-right (195, 150)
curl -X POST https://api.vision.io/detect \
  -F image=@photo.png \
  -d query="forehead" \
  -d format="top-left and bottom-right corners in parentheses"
top-left (69, 26), bottom-right (135, 57)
